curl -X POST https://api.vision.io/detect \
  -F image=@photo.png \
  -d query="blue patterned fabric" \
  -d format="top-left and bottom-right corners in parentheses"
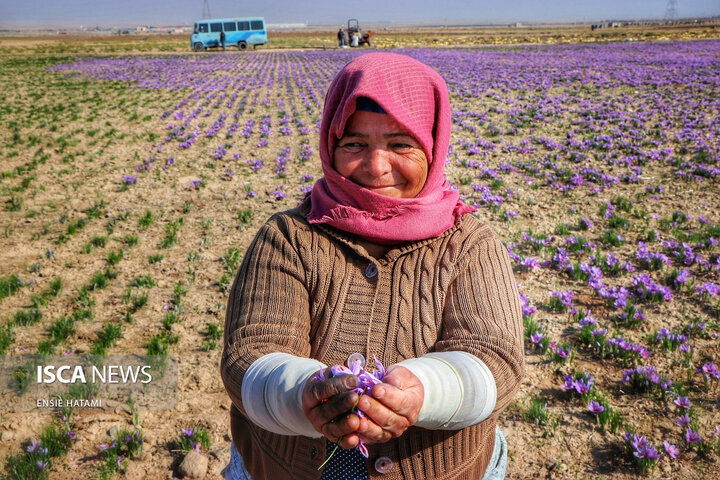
top-left (224, 427), bottom-right (507, 479)
top-left (320, 440), bottom-right (370, 480)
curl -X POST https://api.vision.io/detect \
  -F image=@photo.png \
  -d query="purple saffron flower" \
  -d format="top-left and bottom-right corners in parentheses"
top-left (580, 217), bottom-right (593, 229)
top-left (555, 346), bottom-right (570, 359)
top-left (588, 400), bottom-right (604, 414)
top-left (574, 379), bottom-right (592, 395)
top-left (181, 428), bottom-right (195, 438)
top-left (676, 414), bottom-right (691, 427)
top-left (121, 174), bottom-right (137, 184)
top-left (696, 282), bottom-right (720, 297)
top-left (519, 291), bottom-right (536, 316)
top-left (521, 257), bottom-right (540, 270)
top-left (36, 460), bottom-right (48, 470)
top-left (674, 396), bottom-right (692, 409)
top-left (530, 332), bottom-right (545, 344)
top-left (697, 362), bottom-right (720, 381)
top-left (99, 439), bottom-right (116, 451)
top-left (188, 179), bottom-right (204, 189)
top-left (685, 428), bottom-right (702, 444)
top-left (663, 441), bottom-right (680, 459)
top-left (26, 440), bottom-right (41, 453)
top-left (603, 203), bottom-right (615, 219)
top-left (248, 159), bottom-right (264, 171)
top-left (272, 185), bottom-right (287, 200)
top-left (578, 312), bottom-right (597, 327)
top-left (561, 374), bottom-right (575, 391)
top-left (635, 445), bottom-right (660, 460)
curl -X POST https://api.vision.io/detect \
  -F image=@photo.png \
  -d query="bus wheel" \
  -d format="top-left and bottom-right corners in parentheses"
top-left (193, 42), bottom-right (205, 52)
top-left (238, 41), bottom-right (247, 50)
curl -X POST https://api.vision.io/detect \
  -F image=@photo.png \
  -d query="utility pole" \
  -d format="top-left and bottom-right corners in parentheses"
top-left (202, 0), bottom-right (212, 19)
top-left (664, 0), bottom-right (679, 21)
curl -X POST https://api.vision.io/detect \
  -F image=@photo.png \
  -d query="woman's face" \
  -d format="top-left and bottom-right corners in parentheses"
top-left (333, 110), bottom-right (429, 199)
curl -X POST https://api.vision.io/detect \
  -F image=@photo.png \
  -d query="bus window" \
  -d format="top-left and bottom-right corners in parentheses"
top-left (250, 20), bottom-right (264, 30)
top-left (210, 22), bottom-right (222, 33)
top-left (196, 23), bottom-right (209, 33)
top-left (224, 22), bottom-right (237, 32)
top-left (237, 21), bottom-right (249, 31)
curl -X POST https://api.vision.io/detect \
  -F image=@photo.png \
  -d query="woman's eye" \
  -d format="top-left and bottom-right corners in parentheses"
top-left (340, 142), bottom-right (364, 151)
top-left (391, 143), bottom-right (413, 151)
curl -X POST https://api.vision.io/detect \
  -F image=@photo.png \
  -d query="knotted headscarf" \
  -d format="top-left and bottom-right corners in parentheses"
top-left (308, 52), bottom-right (475, 244)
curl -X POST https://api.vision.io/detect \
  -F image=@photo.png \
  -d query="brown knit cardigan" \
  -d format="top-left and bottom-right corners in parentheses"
top-left (221, 199), bottom-right (524, 480)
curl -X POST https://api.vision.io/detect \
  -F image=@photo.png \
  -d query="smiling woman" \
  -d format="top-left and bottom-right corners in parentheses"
top-left (221, 52), bottom-right (524, 480)
top-left (333, 107), bottom-right (429, 199)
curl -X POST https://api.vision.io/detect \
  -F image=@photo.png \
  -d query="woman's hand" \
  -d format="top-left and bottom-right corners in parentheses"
top-left (301, 368), bottom-right (362, 449)
top-left (355, 365), bottom-right (424, 444)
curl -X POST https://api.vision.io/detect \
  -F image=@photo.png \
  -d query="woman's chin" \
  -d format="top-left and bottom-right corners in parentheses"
top-left (361, 185), bottom-right (406, 198)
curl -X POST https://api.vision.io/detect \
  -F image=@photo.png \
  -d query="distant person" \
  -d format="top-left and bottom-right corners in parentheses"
top-left (337, 27), bottom-right (345, 47)
top-left (351, 31), bottom-right (360, 47)
top-left (362, 32), bottom-right (372, 47)
top-left (220, 30), bottom-right (226, 51)
top-left (221, 52), bottom-right (524, 480)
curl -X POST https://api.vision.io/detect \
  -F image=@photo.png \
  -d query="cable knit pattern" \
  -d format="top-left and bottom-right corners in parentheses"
top-left (221, 198), bottom-right (524, 480)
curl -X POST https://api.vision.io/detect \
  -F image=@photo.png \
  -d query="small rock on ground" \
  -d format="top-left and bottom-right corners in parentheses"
top-left (179, 449), bottom-right (209, 478)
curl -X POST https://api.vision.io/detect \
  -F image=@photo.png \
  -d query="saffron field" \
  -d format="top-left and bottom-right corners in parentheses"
top-left (0, 38), bottom-right (719, 479)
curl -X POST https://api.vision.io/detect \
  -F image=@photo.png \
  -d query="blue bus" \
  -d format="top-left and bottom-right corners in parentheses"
top-left (191, 17), bottom-right (267, 51)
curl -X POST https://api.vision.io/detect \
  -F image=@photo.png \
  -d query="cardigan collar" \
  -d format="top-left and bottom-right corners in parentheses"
top-left (297, 197), bottom-right (468, 266)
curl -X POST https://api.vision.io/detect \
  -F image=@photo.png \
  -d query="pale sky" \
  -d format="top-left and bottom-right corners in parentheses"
top-left (1, 0), bottom-right (718, 27)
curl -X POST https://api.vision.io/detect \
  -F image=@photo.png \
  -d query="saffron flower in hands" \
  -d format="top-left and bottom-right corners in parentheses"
top-left (313, 355), bottom-right (385, 460)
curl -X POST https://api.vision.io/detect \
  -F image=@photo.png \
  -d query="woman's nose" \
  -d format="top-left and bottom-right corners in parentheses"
top-left (366, 148), bottom-right (392, 176)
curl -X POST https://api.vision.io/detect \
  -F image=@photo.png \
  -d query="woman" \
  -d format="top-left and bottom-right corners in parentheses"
top-left (222, 52), bottom-right (524, 480)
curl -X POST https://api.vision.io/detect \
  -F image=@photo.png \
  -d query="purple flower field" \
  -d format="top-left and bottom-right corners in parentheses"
top-left (1, 40), bottom-right (719, 478)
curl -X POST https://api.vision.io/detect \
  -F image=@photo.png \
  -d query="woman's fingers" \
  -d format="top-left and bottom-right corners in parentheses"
top-left (356, 386), bottom-right (410, 437)
top-left (321, 413), bottom-right (361, 444)
top-left (302, 369), bottom-right (359, 408)
top-left (356, 414), bottom-right (394, 444)
top-left (355, 366), bottom-right (424, 443)
top-left (376, 366), bottom-right (424, 421)
top-left (301, 370), bottom-right (361, 438)
top-left (301, 365), bottom-right (424, 445)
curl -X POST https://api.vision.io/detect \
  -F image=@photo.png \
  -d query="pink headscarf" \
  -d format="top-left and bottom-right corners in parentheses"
top-left (308, 52), bottom-right (475, 245)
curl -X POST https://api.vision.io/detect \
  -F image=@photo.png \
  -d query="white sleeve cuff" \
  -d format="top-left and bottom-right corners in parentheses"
top-left (241, 352), bottom-right (326, 437)
top-left (397, 351), bottom-right (496, 430)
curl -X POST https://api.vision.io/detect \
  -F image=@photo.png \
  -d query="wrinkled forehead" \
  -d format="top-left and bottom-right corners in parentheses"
top-left (341, 109), bottom-right (418, 142)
